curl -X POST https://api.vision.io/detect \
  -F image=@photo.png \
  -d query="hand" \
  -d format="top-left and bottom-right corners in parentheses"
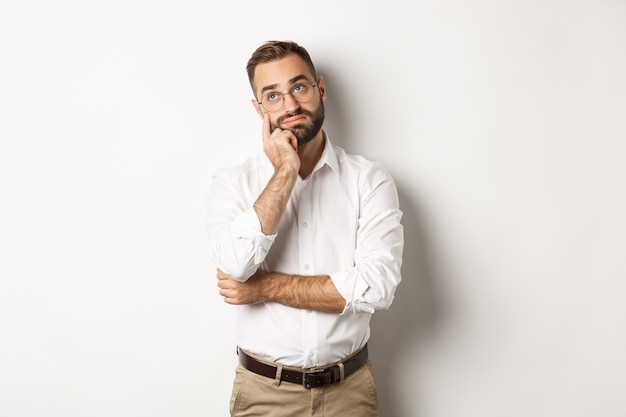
top-left (262, 112), bottom-right (300, 174)
top-left (217, 268), bottom-right (267, 305)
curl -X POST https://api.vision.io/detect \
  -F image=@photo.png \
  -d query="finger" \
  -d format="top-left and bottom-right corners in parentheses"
top-left (288, 132), bottom-right (298, 151)
top-left (222, 296), bottom-right (237, 305)
top-left (220, 289), bottom-right (241, 305)
top-left (219, 288), bottom-right (233, 298)
top-left (217, 277), bottom-right (236, 289)
top-left (274, 128), bottom-right (298, 151)
top-left (262, 112), bottom-right (273, 141)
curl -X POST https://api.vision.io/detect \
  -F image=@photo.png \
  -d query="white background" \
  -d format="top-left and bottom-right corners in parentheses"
top-left (1, 1), bottom-right (625, 416)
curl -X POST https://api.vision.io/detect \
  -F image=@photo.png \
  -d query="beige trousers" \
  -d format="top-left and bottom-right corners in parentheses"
top-left (230, 360), bottom-right (379, 417)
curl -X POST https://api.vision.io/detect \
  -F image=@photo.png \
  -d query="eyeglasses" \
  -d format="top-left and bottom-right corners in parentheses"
top-left (257, 83), bottom-right (317, 112)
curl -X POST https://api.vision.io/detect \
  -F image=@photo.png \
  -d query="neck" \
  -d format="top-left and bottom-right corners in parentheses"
top-left (297, 129), bottom-right (326, 179)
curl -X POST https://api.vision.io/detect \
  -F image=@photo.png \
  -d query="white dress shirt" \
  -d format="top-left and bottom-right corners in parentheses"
top-left (206, 134), bottom-right (403, 367)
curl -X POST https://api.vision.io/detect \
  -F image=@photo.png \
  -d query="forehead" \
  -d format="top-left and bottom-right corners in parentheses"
top-left (253, 54), bottom-right (315, 95)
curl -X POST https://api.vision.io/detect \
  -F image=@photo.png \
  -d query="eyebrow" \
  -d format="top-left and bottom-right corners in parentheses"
top-left (259, 74), bottom-right (312, 97)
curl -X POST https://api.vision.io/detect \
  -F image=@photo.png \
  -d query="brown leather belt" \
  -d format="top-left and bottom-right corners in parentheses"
top-left (238, 345), bottom-right (368, 389)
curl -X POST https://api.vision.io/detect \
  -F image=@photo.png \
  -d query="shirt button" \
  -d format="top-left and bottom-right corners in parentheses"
top-left (304, 264), bottom-right (310, 270)
top-left (303, 222), bottom-right (308, 228)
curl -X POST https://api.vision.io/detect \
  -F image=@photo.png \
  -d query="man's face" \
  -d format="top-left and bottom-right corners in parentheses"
top-left (252, 54), bottom-right (325, 146)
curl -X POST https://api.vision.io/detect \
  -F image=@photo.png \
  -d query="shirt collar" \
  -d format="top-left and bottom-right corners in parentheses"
top-left (314, 130), bottom-right (340, 177)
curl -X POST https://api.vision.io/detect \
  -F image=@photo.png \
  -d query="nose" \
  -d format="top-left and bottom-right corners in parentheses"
top-left (282, 92), bottom-right (300, 112)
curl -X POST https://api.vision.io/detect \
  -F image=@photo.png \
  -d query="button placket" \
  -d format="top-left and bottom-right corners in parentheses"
top-left (298, 179), bottom-right (317, 367)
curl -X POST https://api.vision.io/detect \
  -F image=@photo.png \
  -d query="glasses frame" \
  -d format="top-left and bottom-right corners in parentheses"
top-left (257, 83), bottom-right (318, 113)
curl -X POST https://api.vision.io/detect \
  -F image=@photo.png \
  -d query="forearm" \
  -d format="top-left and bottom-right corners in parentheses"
top-left (262, 271), bottom-right (346, 313)
top-left (253, 168), bottom-right (297, 235)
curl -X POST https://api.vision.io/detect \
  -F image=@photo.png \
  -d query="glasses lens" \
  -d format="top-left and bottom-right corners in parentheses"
top-left (262, 94), bottom-right (281, 112)
top-left (261, 84), bottom-right (316, 112)
top-left (294, 84), bottom-right (314, 103)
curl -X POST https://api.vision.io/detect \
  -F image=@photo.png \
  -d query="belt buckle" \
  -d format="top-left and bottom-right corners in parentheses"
top-left (302, 369), bottom-right (332, 389)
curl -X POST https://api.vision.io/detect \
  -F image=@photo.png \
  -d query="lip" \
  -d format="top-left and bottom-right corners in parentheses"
top-left (282, 115), bottom-right (307, 126)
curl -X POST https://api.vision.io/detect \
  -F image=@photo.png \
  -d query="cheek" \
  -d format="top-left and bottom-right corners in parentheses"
top-left (269, 117), bottom-right (280, 133)
top-left (272, 114), bottom-right (291, 130)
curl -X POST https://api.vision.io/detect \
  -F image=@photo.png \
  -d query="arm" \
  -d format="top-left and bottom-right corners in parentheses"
top-left (216, 163), bottom-right (403, 315)
top-left (217, 268), bottom-right (346, 313)
top-left (254, 112), bottom-right (300, 235)
top-left (206, 113), bottom-right (300, 280)
top-left (329, 164), bottom-right (404, 314)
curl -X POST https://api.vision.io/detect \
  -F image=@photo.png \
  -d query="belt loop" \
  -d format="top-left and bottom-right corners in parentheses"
top-left (338, 362), bottom-right (345, 384)
top-left (274, 364), bottom-right (283, 387)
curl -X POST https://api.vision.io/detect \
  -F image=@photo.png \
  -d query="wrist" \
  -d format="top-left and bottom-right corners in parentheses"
top-left (274, 163), bottom-right (299, 178)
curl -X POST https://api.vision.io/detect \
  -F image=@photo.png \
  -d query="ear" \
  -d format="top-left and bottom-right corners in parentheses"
top-left (251, 99), bottom-right (263, 119)
top-left (317, 75), bottom-right (326, 102)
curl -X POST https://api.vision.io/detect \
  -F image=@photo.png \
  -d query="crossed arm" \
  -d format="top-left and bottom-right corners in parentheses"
top-left (216, 268), bottom-right (346, 313)
top-left (214, 113), bottom-right (346, 314)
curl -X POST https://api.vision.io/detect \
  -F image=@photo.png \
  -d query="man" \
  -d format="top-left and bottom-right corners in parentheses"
top-left (206, 40), bottom-right (404, 416)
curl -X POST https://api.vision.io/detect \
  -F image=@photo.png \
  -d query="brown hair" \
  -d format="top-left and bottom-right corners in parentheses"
top-left (246, 40), bottom-right (317, 96)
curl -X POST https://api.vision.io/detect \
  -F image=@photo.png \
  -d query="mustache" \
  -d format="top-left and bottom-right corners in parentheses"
top-left (276, 110), bottom-right (311, 126)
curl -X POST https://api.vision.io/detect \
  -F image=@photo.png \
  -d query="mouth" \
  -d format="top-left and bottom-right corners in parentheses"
top-left (281, 115), bottom-right (308, 127)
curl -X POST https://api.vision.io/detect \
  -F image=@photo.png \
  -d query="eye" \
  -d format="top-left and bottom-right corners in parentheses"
top-left (266, 92), bottom-right (280, 102)
top-left (293, 84), bottom-right (306, 94)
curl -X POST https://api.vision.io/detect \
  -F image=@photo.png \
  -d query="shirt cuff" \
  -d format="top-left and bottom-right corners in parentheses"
top-left (227, 208), bottom-right (276, 279)
top-left (329, 270), bottom-right (374, 315)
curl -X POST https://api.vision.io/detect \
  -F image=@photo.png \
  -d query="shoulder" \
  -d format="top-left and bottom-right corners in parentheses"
top-left (332, 146), bottom-right (400, 209)
top-left (333, 145), bottom-right (395, 184)
top-left (209, 153), bottom-right (273, 198)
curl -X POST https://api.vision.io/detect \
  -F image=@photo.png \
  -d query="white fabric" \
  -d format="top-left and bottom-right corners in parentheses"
top-left (206, 134), bottom-right (404, 367)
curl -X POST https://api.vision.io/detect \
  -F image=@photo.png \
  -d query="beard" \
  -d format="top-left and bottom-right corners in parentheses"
top-left (272, 100), bottom-right (325, 146)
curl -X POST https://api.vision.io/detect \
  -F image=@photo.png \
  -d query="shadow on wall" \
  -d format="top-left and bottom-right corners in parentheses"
top-left (369, 186), bottom-right (444, 417)
top-left (316, 65), bottom-right (352, 150)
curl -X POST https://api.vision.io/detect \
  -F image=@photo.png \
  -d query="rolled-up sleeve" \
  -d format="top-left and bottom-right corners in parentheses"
top-left (330, 166), bottom-right (404, 314)
top-left (206, 171), bottom-right (275, 282)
